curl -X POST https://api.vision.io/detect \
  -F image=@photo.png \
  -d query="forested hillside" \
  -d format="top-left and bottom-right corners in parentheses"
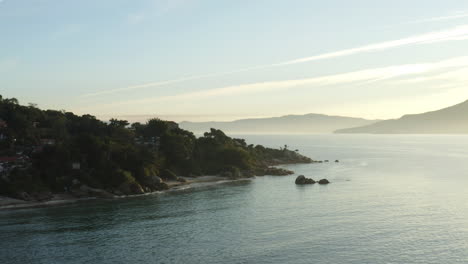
top-left (0, 95), bottom-right (312, 200)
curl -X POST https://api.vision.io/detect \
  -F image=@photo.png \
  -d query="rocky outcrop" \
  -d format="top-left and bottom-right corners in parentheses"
top-left (295, 175), bottom-right (316, 185)
top-left (118, 181), bottom-right (145, 195)
top-left (305, 178), bottom-right (316, 184)
top-left (219, 166), bottom-right (256, 179)
top-left (176, 177), bottom-right (187, 183)
top-left (263, 153), bottom-right (314, 166)
top-left (79, 185), bottom-right (114, 198)
top-left (160, 169), bottom-right (178, 181)
top-left (14, 191), bottom-right (54, 202)
top-left (145, 175), bottom-right (162, 185)
top-left (295, 175), bottom-right (306, 184)
top-left (296, 176), bottom-right (330, 185)
top-left (143, 175), bottom-right (169, 191)
top-left (318, 179), bottom-right (330, 184)
top-left (265, 167), bottom-right (294, 176)
top-left (256, 167), bottom-right (294, 176)
top-left (220, 167), bottom-right (242, 179)
top-left (15, 191), bottom-right (32, 201)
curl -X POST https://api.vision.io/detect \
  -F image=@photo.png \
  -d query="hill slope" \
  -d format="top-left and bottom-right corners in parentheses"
top-left (335, 100), bottom-right (468, 134)
top-left (180, 114), bottom-right (377, 134)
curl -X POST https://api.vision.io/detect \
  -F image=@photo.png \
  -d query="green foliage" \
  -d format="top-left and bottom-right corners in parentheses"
top-left (0, 95), bottom-right (311, 197)
top-left (160, 169), bottom-right (178, 181)
top-left (116, 169), bottom-right (137, 185)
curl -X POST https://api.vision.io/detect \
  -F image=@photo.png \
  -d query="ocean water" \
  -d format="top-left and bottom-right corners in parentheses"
top-left (1, 134), bottom-right (468, 264)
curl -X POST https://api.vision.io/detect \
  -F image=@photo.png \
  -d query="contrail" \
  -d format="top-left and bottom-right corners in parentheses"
top-left (404, 12), bottom-right (468, 24)
top-left (272, 25), bottom-right (468, 66)
top-left (82, 55), bottom-right (468, 111)
top-left (80, 65), bottom-right (269, 98)
top-left (81, 24), bottom-right (468, 98)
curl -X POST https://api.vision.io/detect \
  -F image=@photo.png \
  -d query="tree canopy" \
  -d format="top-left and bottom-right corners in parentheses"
top-left (0, 95), bottom-right (312, 198)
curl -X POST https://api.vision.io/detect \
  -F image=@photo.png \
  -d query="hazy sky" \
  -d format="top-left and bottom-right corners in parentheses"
top-left (2, 0), bottom-right (468, 122)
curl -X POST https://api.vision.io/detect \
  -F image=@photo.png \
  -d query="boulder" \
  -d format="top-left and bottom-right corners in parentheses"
top-left (16, 191), bottom-right (32, 201)
top-left (220, 166), bottom-right (243, 179)
top-left (160, 169), bottom-right (178, 181)
top-left (318, 179), bottom-right (330, 184)
top-left (295, 175), bottom-right (315, 185)
top-left (295, 175), bottom-right (306, 184)
top-left (335, 160), bottom-right (339, 163)
top-left (141, 175), bottom-right (170, 191)
top-left (220, 170), bottom-right (233, 178)
top-left (33, 191), bottom-right (54, 201)
top-left (177, 177), bottom-right (187, 183)
top-left (304, 178), bottom-right (316, 184)
top-left (148, 175), bottom-right (163, 185)
top-left (158, 182), bottom-right (169, 190)
top-left (143, 175), bottom-right (163, 189)
top-left (118, 181), bottom-right (145, 195)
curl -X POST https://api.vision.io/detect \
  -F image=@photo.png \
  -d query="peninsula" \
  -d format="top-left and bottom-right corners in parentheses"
top-left (0, 95), bottom-right (313, 204)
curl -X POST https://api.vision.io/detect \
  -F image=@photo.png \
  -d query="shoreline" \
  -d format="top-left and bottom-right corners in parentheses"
top-left (0, 175), bottom-right (240, 211)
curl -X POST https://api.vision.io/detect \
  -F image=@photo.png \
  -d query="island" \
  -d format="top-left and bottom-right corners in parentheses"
top-left (0, 95), bottom-right (313, 205)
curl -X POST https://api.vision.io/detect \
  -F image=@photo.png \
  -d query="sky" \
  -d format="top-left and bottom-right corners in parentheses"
top-left (2, 0), bottom-right (468, 122)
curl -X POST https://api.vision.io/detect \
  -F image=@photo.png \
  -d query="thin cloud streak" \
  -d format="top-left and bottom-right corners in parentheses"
top-left (81, 24), bottom-right (468, 98)
top-left (274, 25), bottom-right (468, 66)
top-left (80, 65), bottom-right (269, 98)
top-left (82, 56), bottom-right (468, 112)
top-left (404, 12), bottom-right (468, 25)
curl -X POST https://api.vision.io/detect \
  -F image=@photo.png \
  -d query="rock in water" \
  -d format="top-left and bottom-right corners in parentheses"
top-left (318, 179), bottom-right (330, 184)
top-left (295, 175), bottom-right (316, 185)
top-left (295, 175), bottom-right (306, 184)
top-left (305, 178), bottom-right (316, 184)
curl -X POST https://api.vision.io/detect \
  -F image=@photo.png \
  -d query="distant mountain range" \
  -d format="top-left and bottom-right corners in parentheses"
top-left (179, 114), bottom-right (377, 134)
top-left (335, 100), bottom-right (468, 134)
top-left (180, 100), bottom-right (468, 135)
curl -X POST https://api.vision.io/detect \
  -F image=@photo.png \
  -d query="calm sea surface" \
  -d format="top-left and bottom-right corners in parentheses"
top-left (1, 135), bottom-right (468, 264)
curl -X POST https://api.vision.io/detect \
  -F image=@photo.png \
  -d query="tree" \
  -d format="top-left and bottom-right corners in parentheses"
top-left (109, 119), bottom-right (129, 128)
